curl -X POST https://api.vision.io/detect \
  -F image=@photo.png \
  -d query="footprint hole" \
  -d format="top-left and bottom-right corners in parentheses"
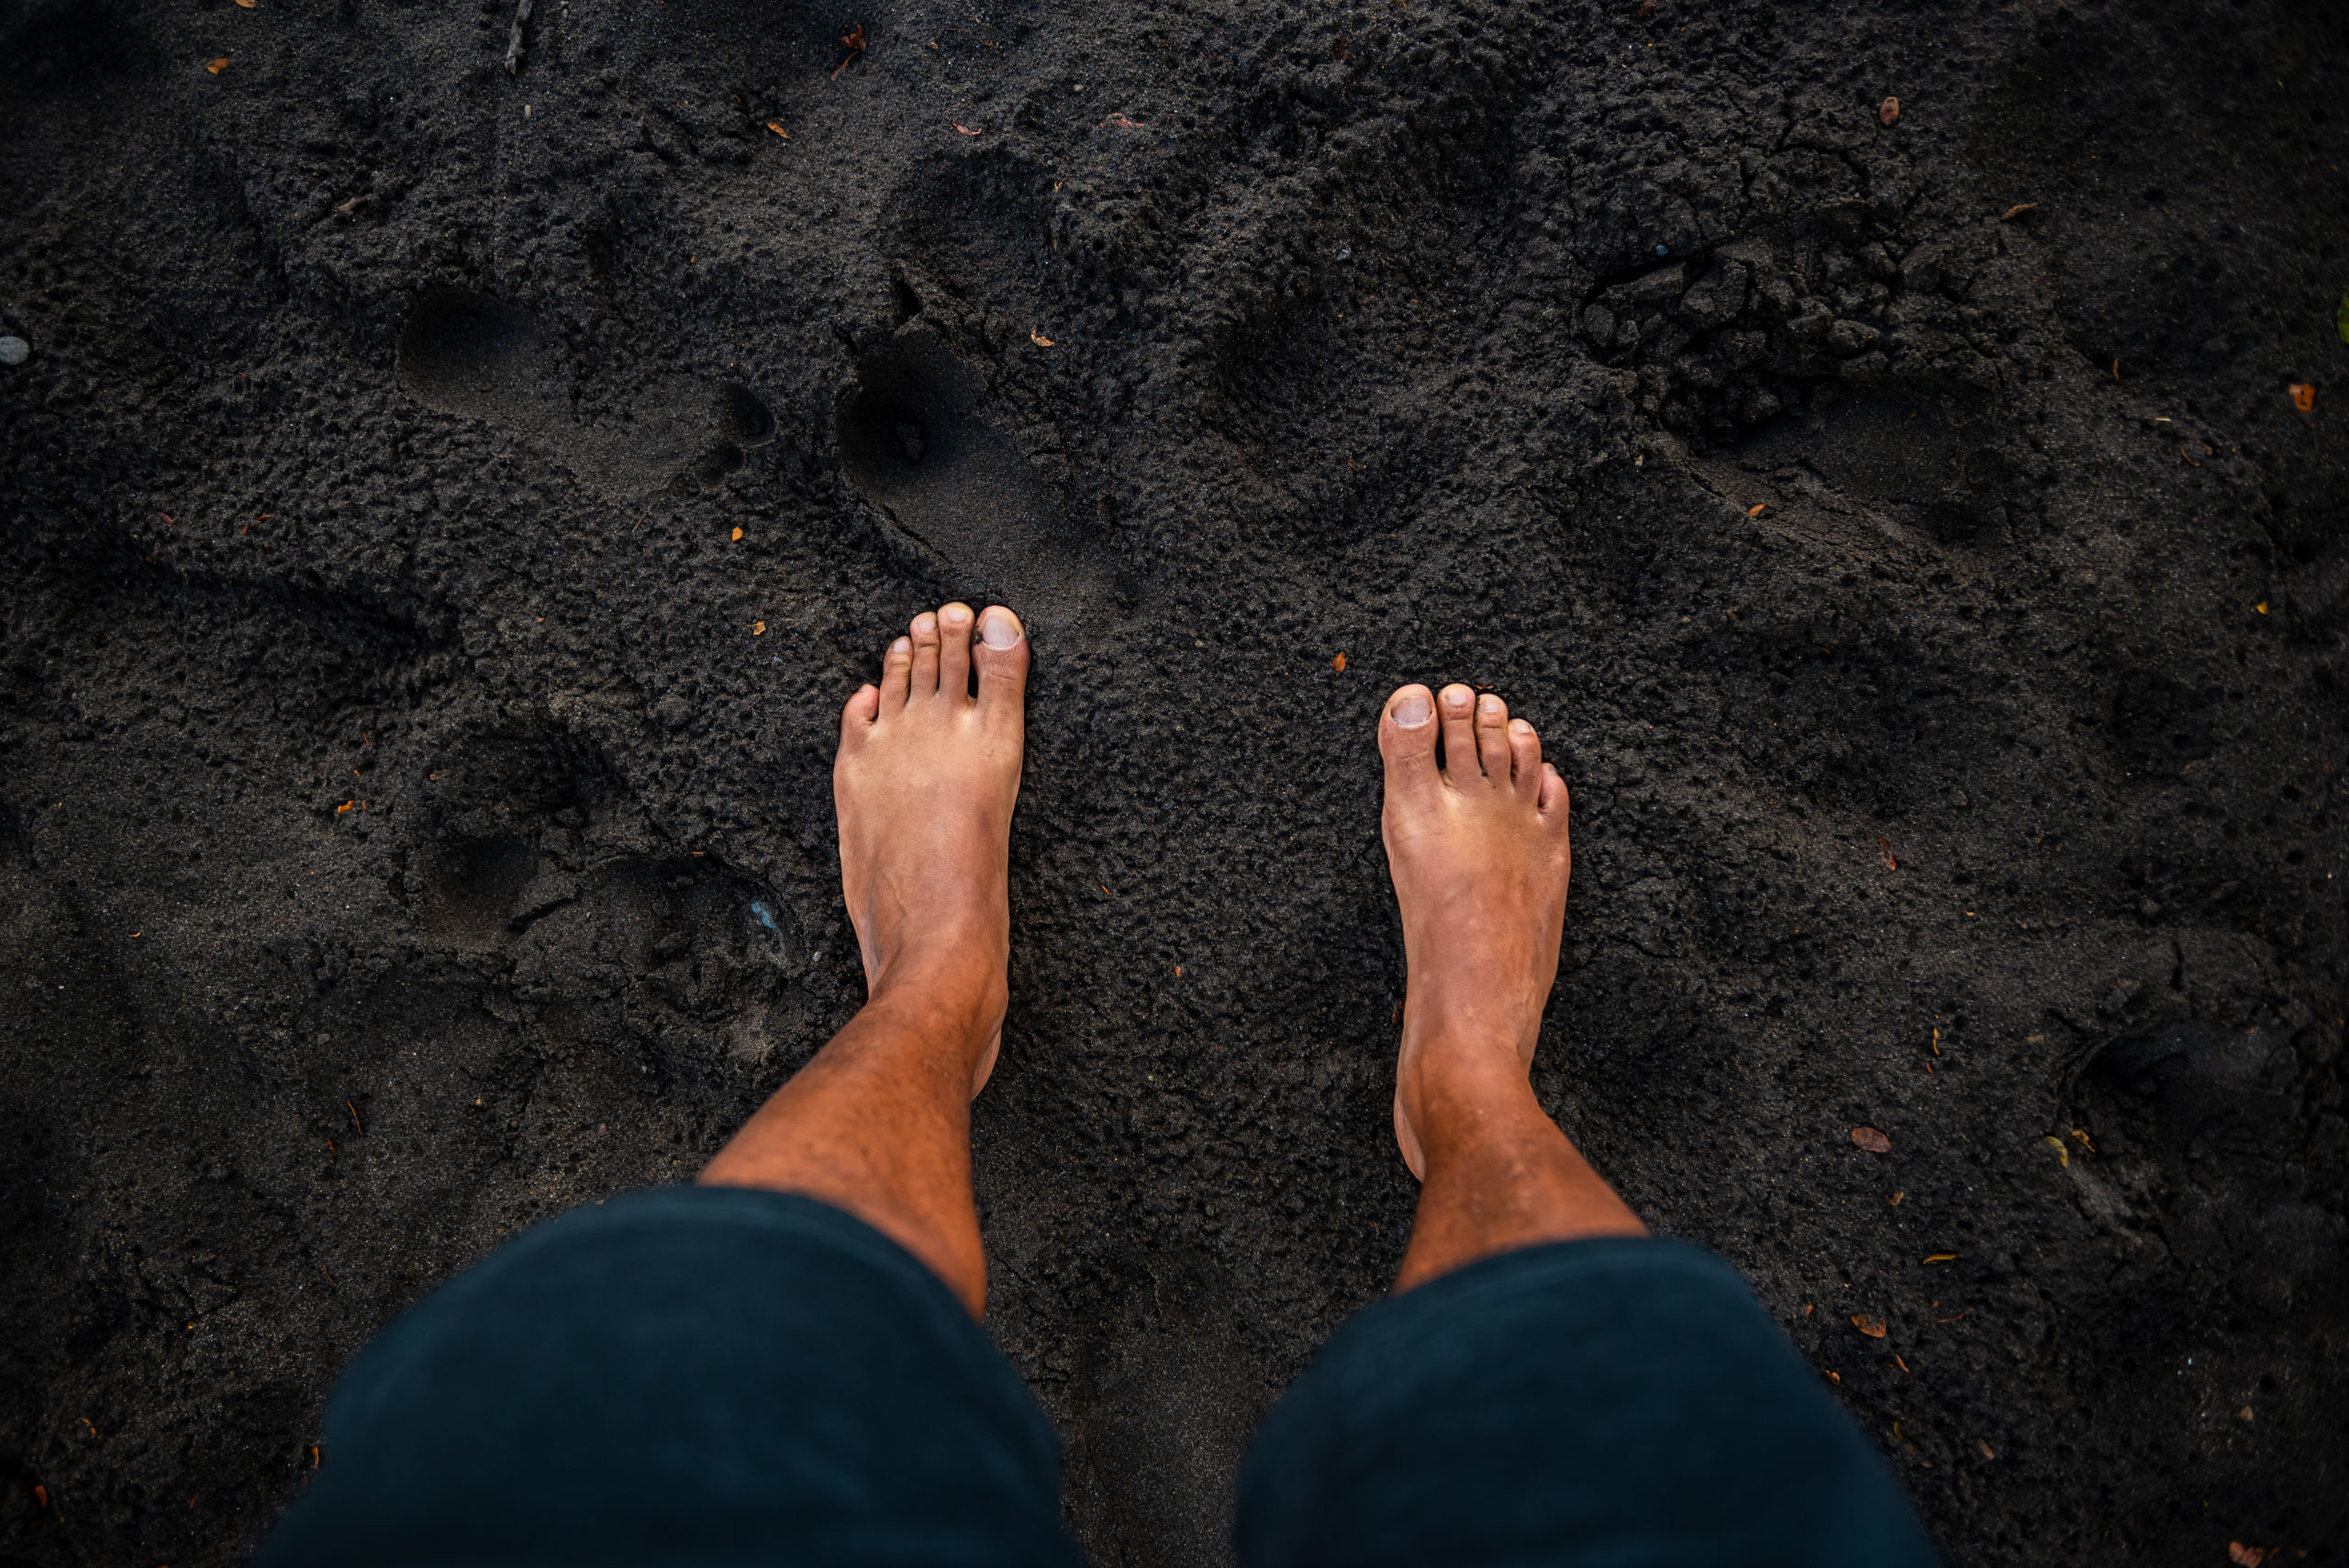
top-left (395, 287), bottom-right (565, 423)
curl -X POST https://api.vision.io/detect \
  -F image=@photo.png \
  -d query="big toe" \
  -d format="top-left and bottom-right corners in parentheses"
top-left (1380, 685), bottom-right (1439, 795)
top-left (974, 606), bottom-right (1029, 721)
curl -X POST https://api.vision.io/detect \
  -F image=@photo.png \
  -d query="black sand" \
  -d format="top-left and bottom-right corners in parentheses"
top-left (3, 0), bottom-right (2346, 1562)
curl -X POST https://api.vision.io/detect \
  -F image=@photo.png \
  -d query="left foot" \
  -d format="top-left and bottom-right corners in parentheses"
top-left (834, 602), bottom-right (1029, 1093)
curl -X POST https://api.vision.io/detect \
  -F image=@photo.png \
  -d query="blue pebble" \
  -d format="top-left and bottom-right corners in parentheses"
top-left (1655, 244), bottom-right (1670, 256)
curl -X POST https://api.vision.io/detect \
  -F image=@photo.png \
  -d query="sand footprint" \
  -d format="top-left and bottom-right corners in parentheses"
top-left (395, 287), bottom-right (775, 498)
top-left (835, 321), bottom-right (1109, 627)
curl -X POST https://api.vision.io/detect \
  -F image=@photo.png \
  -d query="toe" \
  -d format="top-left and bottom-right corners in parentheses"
top-left (909, 611), bottom-right (941, 696)
top-left (1437, 684), bottom-right (1478, 783)
top-left (1508, 718), bottom-right (1542, 801)
top-left (974, 606), bottom-right (1030, 722)
top-left (1475, 693), bottom-right (1512, 783)
top-left (880, 636), bottom-right (913, 710)
top-left (841, 683), bottom-right (880, 741)
top-left (1379, 684), bottom-right (1439, 795)
top-left (1538, 762), bottom-right (1570, 820)
top-left (937, 602), bottom-right (975, 703)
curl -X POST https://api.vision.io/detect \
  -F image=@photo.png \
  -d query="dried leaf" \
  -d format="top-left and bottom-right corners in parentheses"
top-left (1878, 837), bottom-right (1898, 871)
top-left (829, 23), bottom-right (866, 79)
top-left (764, 121), bottom-right (792, 139)
top-left (1030, 328), bottom-right (1054, 347)
top-left (1331, 652), bottom-right (1348, 673)
top-left (32, 1485), bottom-right (47, 1509)
top-left (206, 56), bottom-right (231, 73)
top-left (730, 527), bottom-right (744, 541)
top-left (1878, 95), bottom-right (1900, 126)
top-left (2043, 1134), bottom-right (2068, 1168)
top-left (953, 123), bottom-right (984, 136)
top-left (751, 620), bottom-right (766, 636)
top-left (1852, 1126), bottom-right (1891, 1155)
top-left (1746, 501), bottom-right (1765, 516)
top-left (2230, 1546), bottom-right (2273, 1567)
top-left (1923, 1252), bottom-right (1957, 1264)
top-left (1976, 1439), bottom-right (1997, 1461)
top-left (1851, 1314), bottom-right (1887, 1339)
top-left (2288, 382), bottom-right (2316, 413)
top-left (1100, 113), bottom-right (1142, 129)
top-left (1999, 202), bottom-right (2036, 221)
top-left (235, 0), bottom-right (255, 7)
top-left (335, 800), bottom-right (354, 816)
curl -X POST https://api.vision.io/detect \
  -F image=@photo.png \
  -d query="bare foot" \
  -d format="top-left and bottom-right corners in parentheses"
top-left (835, 602), bottom-right (1030, 1094)
top-left (1378, 683), bottom-right (1572, 1178)
top-left (697, 604), bottom-right (1028, 1312)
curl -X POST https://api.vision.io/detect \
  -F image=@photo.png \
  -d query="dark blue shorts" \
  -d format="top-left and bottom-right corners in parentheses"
top-left (259, 1187), bottom-right (1938, 1567)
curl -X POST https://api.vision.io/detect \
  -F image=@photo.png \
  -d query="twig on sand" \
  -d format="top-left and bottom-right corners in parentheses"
top-left (503, 0), bottom-right (532, 76)
top-left (831, 23), bottom-right (867, 80)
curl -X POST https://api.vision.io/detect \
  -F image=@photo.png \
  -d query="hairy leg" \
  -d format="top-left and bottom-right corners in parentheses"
top-left (699, 602), bottom-right (1029, 1317)
top-left (1377, 682), bottom-right (1646, 1292)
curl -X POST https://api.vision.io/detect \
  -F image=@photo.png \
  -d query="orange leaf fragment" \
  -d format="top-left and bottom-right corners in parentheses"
top-left (206, 56), bottom-right (231, 73)
top-left (751, 620), bottom-right (766, 636)
top-left (335, 800), bottom-right (354, 816)
top-left (1100, 113), bottom-right (1142, 129)
top-left (730, 527), bottom-right (743, 541)
top-left (1852, 1126), bottom-right (1891, 1154)
top-left (1877, 836), bottom-right (1898, 871)
top-left (1851, 1314), bottom-right (1887, 1339)
top-left (1976, 1438), bottom-right (1996, 1460)
top-left (1331, 652), bottom-right (1348, 673)
top-left (33, 1485), bottom-right (47, 1509)
top-left (1999, 202), bottom-right (2036, 221)
top-left (1923, 1252), bottom-right (1957, 1264)
top-left (2288, 383), bottom-right (2316, 412)
top-left (1030, 329), bottom-right (1054, 347)
top-left (235, 0), bottom-right (254, 7)
top-left (1878, 95), bottom-right (1900, 126)
top-left (953, 123), bottom-right (984, 136)
top-left (1826, 1369), bottom-right (1842, 1385)
top-left (2231, 1546), bottom-right (2274, 1567)
top-left (1746, 502), bottom-right (1765, 516)
top-left (765, 121), bottom-right (792, 139)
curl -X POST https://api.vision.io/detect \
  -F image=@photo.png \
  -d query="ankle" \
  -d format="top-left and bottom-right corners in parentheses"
top-left (863, 956), bottom-right (1006, 1045)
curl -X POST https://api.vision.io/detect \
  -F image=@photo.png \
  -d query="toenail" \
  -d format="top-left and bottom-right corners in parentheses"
top-left (1445, 689), bottom-right (1470, 708)
top-left (914, 615), bottom-right (937, 634)
top-left (1478, 695), bottom-right (1502, 714)
top-left (1393, 693), bottom-right (1431, 728)
top-left (979, 608), bottom-right (1021, 649)
top-left (890, 637), bottom-right (911, 654)
top-left (941, 605), bottom-right (972, 628)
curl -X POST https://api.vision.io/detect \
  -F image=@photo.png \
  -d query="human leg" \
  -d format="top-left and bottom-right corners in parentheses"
top-left (257, 604), bottom-right (1082, 1568)
top-left (699, 600), bottom-right (1030, 1317)
top-left (1375, 681), bottom-right (1645, 1289)
top-left (1230, 683), bottom-right (1937, 1568)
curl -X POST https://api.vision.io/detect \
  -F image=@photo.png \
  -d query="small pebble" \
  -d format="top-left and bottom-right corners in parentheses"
top-left (0, 336), bottom-right (28, 366)
top-left (1654, 243), bottom-right (1669, 256)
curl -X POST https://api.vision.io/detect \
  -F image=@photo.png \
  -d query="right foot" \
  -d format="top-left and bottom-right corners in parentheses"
top-left (834, 602), bottom-right (1030, 1094)
top-left (1377, 683), bottom-right (1573, 1178)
